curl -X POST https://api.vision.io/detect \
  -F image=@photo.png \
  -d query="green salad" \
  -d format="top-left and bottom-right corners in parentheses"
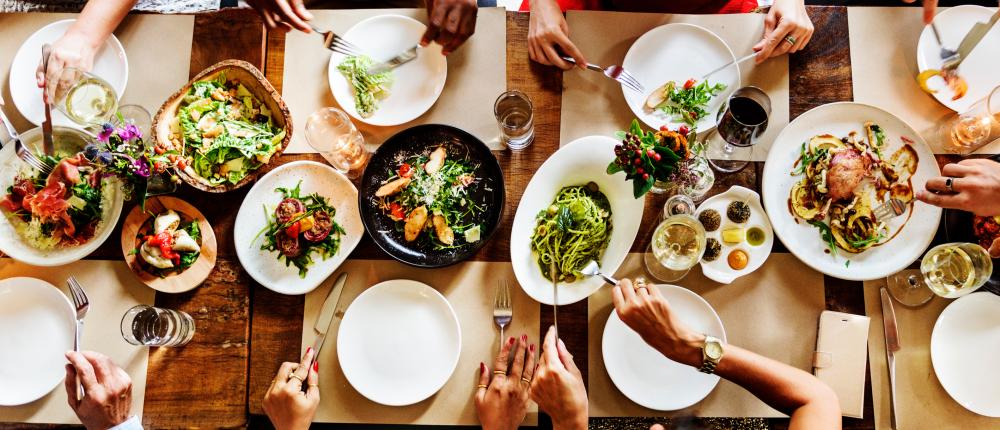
top-left (645, 78), bottom-right (727, 126)
top-left (338, 55), bottom-right (393, 118)
top-left (170, 73), bottom-right (286, 186)
top-left (256, 181), bottom-right (346, 278)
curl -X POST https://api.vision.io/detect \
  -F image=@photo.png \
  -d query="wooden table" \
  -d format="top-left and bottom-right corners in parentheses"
top-left (3, 6), bottom-right (972, 429)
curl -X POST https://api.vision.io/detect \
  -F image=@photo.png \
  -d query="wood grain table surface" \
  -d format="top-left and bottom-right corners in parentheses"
top-left (2, 6), bottom-right (978, 430)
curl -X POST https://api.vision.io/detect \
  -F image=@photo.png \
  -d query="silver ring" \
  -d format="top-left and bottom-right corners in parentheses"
top-left (945, 177), bottom-right (955, 192)
top-left (784, 35), bottom-right (797, 46)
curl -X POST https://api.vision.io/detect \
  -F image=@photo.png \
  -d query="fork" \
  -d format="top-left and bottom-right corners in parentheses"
top-left (493, 280), bottom-right (513, 349)
top-left (68, 276), bottom-right (90, 399)
top-left (310, 25), bottom-right (363, 57)
top-left (873, 198), bottom-right (907, 222)
top-left (560, 56), bottom-right (645, 93)
top-left (0, 95), bottom-right (52, 174)
top-left (929, 21), bottom-right (960, 67)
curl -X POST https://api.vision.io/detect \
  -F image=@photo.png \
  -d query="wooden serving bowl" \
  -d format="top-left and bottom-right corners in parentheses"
top-left (151, 59), bottom-right (292, 193)
top-left (121, 196), bottom-right (217, 293)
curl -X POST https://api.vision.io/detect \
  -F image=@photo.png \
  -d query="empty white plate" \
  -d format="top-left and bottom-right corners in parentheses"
top-left (931, 292), bottom-right (1000, 417)
top-left (622, 23), bottom-right (740, 133)
top-left (8, 19), bottom-right (128, 127)
top-left (602, 284), bottom-right (726, 410)
top-left (917, 5), bottom-right (1000, 113)
top-left (327, 14), bottom-right (447, 126)
top-left (0, 277), bottom-right (76, 406)
top-left (338, 279), bottom-right (461, 406)
top-left (233, 161), bottom-right (364, 295)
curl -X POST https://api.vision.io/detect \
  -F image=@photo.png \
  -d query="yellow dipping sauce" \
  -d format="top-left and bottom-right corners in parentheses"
top-left (746, 227), bottom-right (766, 246)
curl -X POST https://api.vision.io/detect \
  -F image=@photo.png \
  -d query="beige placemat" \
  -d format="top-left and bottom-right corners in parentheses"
top-left (848, 7), bottom-right (1000, 155)
top-left (863, 275), bottom-right (999, 429)
top-left (589, 252), bottom-right (825, 418)
top-left (281, 8), bottom-right (507, 153)
top-left (0, 13), bottom-right (193, 132)
top-left (562, 11), bottom-right (789, 160)
top-left (301, 259), bottom-right (539, 426)
top-left (0, 259), bottom-right (154, 425)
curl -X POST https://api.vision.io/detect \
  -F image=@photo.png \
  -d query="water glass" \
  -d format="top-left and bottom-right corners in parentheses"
top-left (941, 85), bottom-right (1000, 155)
top-left (305, 107), bottom-right (371, 178)
top-left (707, 86), bottom-right (771, 173)
top-left (494, 90), bottom-right (534, 150)
top-left (51, 67), bottom-right (119, 127)
top-left (120, 305), bottom-right (195, 347)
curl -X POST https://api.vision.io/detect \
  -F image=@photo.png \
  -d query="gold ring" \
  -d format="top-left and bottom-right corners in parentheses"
top-left (784, 35), bottom-right (797, 45)
top-left (477, 384), bottom-right (488, 389)
top-left (308, 384), bottom-right (318, 388)
top-left (288, 374), bottom-right (304, 383)
top-left (492, 370), bottom-right (506, 376)
top-left (521, 377), bottom-right (531, 384)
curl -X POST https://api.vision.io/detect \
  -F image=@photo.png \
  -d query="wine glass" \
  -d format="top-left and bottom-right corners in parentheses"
top-left (942, 85), bottom-right (1000, 155)
top-left (886, 242), bottom-right (993, 306)
top-left (305, 107), bottom-right (371, 179)
top-left (51, 67), bottom-right (119, 127)
top-left (707, 86), bottom-right (771, 173)
top-left (644, 194), bottom-right (706, 282)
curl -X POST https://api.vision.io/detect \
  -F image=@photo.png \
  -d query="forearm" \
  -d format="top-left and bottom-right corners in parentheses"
top-left (67, 0), bottom-right (136, 48)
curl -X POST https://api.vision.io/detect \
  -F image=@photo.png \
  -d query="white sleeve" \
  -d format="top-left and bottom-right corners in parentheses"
top-left (107, 416), bottom-right (142, 430)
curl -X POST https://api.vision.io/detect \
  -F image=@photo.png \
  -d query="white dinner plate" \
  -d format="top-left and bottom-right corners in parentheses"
top-left (233, 161), bottom-right (364, 295)
top-left (603, 284), bottom-right (725, 410)
top-left (337, 279), bottom-right (461, 406)
top-left (761, 102), bottom-right (941, 281)
top-left (931, 292), bottom-right (1000, 417)
top-left (327, 14), bottom-right (447, 126)
top-left (8, 19), bottom-right (128, 127)
top-left (696, 186), bottom-right (773, 284)
top-left (0, 277), bottom-right (76, 406)
top-left (917, 5), bottom-right (1000, 113)
top-left (510, 136), bottom-right (645, 305)
top-left (622, 23), bottom-right (740, 133)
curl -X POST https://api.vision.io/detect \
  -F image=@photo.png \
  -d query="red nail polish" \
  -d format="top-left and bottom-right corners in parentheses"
top-left (306, 347), bottom-right (313, 355)
top-left (530, 344), bottom-right (535, 352)
top-left (521, 334), bottom-right (527, 343)
top-left (480, 362), bottom-right (486, 373)
top-left (313, 361), bottom-right (319, 372)
top-left (508, 336), bottom-right (515, 345)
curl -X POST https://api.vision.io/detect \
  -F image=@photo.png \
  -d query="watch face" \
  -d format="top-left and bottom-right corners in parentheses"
top-left (705, 341), bottom-right (723, 359)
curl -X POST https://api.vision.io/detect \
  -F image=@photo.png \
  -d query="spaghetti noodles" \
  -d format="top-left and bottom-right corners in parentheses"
top-left (530, 183), bottom-right (613, 282)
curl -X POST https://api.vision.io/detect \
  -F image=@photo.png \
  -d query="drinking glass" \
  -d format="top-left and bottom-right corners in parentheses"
top-left (305, 107), bottom-right (370, 178)
top-left (707, 86), bottom-right (771, 173)
top-left (120, 305), bottom-right (195, 347)
top-left (51, 67), bottom-right (119, 127)
top-left (645, 194), bottom-right (706, 282)
top-left (886, 242), bottom-right (993, 306)
top-left (494, 90), bottom-right (534, 150)
top-left (941, 85), bottom-right (1000, 155)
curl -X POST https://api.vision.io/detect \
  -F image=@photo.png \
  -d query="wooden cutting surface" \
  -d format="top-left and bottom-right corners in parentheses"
top-left (3, 6), bottom-right (979, 430)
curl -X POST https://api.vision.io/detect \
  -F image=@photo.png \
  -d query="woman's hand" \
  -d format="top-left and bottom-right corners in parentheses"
top-left (528, 0), bottom-right (586, 70)
top-left (753, 0), bottom-right (814, 63)
top-left (263, 348), bottom-right (320, 430)
top-left (36, 31), bottom-right (100, 101)
top-left (917, 159), bottom-right (1000, 217)
top-left (246, 0), bottom-right (314, 33)
top-left (421, 0), bottom-right (478, 56)
top-left (65, 351), bottom-right (133, 430)
top-left (611, 278), bottom-right (703, 367)
top-left (529, 326), bottom-right (588, 430)
top-left (475, 334), bottom-right (536, 430)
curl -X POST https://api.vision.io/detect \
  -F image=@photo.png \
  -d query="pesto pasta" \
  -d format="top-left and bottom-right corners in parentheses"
top-left (530, 183), bottom-right (613, 282)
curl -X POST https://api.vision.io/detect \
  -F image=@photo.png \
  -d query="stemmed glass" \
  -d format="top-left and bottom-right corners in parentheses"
top-left (886, 242), bottom-right (993, 306)
top-left (644, 195), bottom-right (706, 282)
top-left (707, 86), bottom-right (771, 173)
top-left (941, 85), bottom-right (1000, 155)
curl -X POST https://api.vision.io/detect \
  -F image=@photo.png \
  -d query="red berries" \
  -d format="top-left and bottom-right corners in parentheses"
top-left (653, 153), bottom-right (662, 162)
top-left (683, 78), bottom-right (696, 90)
top-left (633, 158), bottom-right (642, 165)
top-left (642, 173), bottom-right (650, 180)
top-left (646, 149), bottom-right (656, 157)
top-left (636, 167), bottom-right (644, 174)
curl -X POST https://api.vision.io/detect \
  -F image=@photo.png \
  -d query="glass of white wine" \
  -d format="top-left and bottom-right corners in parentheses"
top-left (644, 194), bottom-right (706, 282)
top-left (886, 242), bottom-right (994, 306)
top-left (942, 85), bottom-right (1000, 155)
top-left (51, 67), bottom-right (118, 127)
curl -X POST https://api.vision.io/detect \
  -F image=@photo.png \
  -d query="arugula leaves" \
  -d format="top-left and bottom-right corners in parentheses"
top-left (656, 80), bottom-right (727, 126)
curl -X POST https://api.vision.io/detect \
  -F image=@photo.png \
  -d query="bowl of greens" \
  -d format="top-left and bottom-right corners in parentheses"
top-left (152, 60), bottom-right (291, 193)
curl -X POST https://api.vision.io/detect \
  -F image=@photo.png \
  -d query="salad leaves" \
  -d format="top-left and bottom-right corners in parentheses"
top-left (338, 55), bottom-right (393, 118)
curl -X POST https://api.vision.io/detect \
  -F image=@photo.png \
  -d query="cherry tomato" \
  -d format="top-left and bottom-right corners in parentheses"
top-left (683, 79), bottom-right (696, 90)
top-left (659, 125), bottom-right (669, 132)
top-left (678, 125), bottom-right (690, 135)
top-left (398, 163), bottom-right (413, 178)
top-left (389, 202), bottom-right (405, 221)
top-left (284, 221), bottom-right (301, 238)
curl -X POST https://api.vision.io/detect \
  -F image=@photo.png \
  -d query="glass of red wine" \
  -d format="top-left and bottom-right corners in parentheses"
top-left (707, 86), bottom-right (771, 172)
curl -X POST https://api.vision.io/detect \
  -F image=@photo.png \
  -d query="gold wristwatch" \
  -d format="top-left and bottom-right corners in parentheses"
top-left (698, 335), bottom-right (724, 374)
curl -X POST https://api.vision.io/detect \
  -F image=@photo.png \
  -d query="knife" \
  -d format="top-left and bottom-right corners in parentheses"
top-left (549, 260), bottom-right (559, 340)
top-left (880, 287), bottom-right (901, 430)
top-left (366, 45), bottom-right (419, 75)
top-left (308, 272), bottom-right (349, 371)
top-left (701, 52), bottom-right (758, 81)
top-left (944, 10), bottom-right (1000, 71)
top-left (40, 44), bottom-right (54, 156)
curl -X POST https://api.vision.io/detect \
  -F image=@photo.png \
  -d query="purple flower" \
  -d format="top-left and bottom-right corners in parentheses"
top-left (132, 156), bottom-right (151, 178)
top-left (118, 124), bottom-right (141, 141)
top-left (98, 123), bottom-right (114, 142)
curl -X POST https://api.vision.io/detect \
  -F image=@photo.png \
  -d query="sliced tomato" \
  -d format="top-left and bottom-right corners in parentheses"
top-left (303, 211), bottom-right (333, 242)
top-left (389, 202), bottom-right (405, 221)
top-left (398, 163), bottom-right (413, 178)
top-left (276, 198), bottom-right (305, 223)
top-left (683, 78), bottom-right (696, 90)
top-left (275, 231), bottom-right (302, 258)
top-left (284, 220), bottom-right (301, 238)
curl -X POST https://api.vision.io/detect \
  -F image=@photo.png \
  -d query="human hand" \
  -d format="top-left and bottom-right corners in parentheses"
top-left (529, 326), bottom-right (587, 430)
top-left (528, 0), bottom-right (586, 70)
top-left (246, 0), bottom-right (314, 33)
top-left (64, 351), bottom-right (133, 430)
top-left (421, 0), bottom-right (478, 56)
top-left (753, 0), bottom-right (814, 63)
top-left (475, 334), bottom-right (536, 430)
top-left (36, 31), bottom-right (99, 101)
top-left (263, 347), bottom-right (319, 430)
top-left (611, 278), bottom-right (703, 367)
top-left (917, 159), bottom-right (1000, 216)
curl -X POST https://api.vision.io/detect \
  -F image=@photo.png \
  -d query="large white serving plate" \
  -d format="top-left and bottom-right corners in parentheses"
top-left (622, 23), bottom-right (740, 134)
top-left (0, 277), bottom-right (76, 406)
top-left (337, 279), bottom-right (461, 406)
top-left (931, 292), bottom-right (1000, 417)
top-left (8, 19), bottom-right (128, 127)
top-left (917, 5), bottom-right (1000, 113)
top-left (510, 135), bottom-right (644, 305)
top-left (761, 102), bottom-right (941, 281)
top-left (327, 14), bottom-right (447, 126)
top-left (233, 161), bottom-right (363, 295)
top-left (603, 284), bottom-right (725, 410)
